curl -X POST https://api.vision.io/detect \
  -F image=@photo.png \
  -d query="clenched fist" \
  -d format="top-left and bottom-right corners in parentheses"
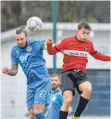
top-left (46, 38), bottom-right (53, 44)
top-left (2, 67), bottom-right (9, 74)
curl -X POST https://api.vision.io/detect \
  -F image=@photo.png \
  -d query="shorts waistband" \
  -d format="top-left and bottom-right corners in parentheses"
top-left (73, 69), bottom-right (80, 72)
top-left (64, 69), bottom-right (81, 73)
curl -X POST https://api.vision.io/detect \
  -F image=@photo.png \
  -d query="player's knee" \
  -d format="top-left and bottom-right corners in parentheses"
top-left (63, 90), bottom-right (73, 105)
top-left (30, 115), bottom-right (35, 119)
top-left (29, 111), bottom-right (35, 119)
top-left (33, 110), bottom-right (41, 115)
top-left (84, 82), bottom-right (92, 95)
top-left (64, 96), bottom-right (73, 105)
top-left (62, 98), bottom-right (72, 111)
top-left (33, 108), bottom-right (44, 115)
top-left (33, 104), bottom-right (45, 115)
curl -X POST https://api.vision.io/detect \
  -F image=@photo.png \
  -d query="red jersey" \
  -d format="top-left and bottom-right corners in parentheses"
top-left (47, 36), bottom-right (110, 72)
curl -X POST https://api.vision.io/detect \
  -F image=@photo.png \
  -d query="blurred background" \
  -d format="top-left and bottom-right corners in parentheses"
top-left (1, 1), bottom-right (110, 119)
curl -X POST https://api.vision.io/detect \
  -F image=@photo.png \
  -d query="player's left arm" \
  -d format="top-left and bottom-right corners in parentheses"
top-left (90, 51), bottom-right (111, 61)
top-left (89, 42), bottom-right (111, 61)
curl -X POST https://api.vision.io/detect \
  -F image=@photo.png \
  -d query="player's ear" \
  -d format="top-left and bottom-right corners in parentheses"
top-left (25, 36), bottom-right (28, 39)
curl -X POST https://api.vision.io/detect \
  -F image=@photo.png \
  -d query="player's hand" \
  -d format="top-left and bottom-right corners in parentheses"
top-left (2, 67), bottom-right (9, 74)
top-left (46, 38), bottom-right (53, 44)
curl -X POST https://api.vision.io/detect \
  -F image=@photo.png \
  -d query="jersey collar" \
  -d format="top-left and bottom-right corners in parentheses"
top-left (51, 89), bottom-right (61, 94)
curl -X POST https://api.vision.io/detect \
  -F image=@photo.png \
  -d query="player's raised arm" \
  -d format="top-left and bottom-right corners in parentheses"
top-left (46, 38), bottom-right (56, 55)
top-left (46, 38), bottom-right (67, 55)
top-left (2, 65), bottom-right (18, 76)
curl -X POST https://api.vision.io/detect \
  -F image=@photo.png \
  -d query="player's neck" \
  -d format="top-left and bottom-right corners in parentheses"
top-left (76, 35), bottom-right (81, 41)
top-left (76, 35), bottom-right (86, 42)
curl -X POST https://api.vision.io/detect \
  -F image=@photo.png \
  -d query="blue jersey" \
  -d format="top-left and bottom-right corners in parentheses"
top-left (47, 89), bottom-right (63, 119)
top-left (11, 39), bottom-right (49, 84)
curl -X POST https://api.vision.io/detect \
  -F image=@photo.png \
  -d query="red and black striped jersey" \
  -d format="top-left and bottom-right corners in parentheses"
top-left (47, 36), bottom-right (110, 72)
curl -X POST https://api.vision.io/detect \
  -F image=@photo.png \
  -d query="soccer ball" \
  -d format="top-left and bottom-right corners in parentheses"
top-left (27, 16), bottom-right (43, 32)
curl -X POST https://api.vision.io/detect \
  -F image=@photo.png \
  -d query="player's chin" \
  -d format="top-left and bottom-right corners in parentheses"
top-left (81, 38), bottom-right (87, 41)
top-left (19, 45), bottom-right (25, 48)
top-left (52, 86), bottom-right (57, 90)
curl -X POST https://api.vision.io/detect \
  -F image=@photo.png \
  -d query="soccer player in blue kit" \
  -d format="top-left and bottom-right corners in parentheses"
top-left (45, 74), bottom-right (63, 119)
top-left (45, 74), bottom-right (72, 119)
top-left (2, 26), bottom-right (52, 119)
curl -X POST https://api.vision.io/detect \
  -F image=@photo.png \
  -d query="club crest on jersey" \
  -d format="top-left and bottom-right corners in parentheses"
top-left (84, 46), bottom-right (88, 50)
top-left (26, 46), bottom-right (32, 52)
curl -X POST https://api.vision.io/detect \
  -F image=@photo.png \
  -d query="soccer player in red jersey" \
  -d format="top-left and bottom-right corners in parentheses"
top-left (46, 22), bottom-right (111, 119)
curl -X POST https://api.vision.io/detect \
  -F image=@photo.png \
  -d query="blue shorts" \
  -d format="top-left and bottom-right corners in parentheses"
top-left (27, 76), bottom-right (52, 110)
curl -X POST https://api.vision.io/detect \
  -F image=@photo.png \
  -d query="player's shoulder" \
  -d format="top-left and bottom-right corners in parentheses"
top-left (28, 38), bottom-right (45, 45)
top-left (11, 44), bottom-right (20, 56)
top-left (12, 44), bottom-right (19, 51)
top-left (28, 39), bottom-right (38, 44)
top-left (62, 36), bottom-right (75, 43)
top-left (86, 39), bottom-right (94, 46)
top-left (63, 36), bottom-right (75, 41)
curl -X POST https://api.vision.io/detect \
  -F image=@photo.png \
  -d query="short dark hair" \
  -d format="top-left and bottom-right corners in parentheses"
top-left (16, 26), bottom-right (27, 36)
top-left (78, 22), bottom-right (91, 30)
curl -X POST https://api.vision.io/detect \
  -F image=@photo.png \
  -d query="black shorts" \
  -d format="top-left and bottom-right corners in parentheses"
top-left (60, 69), bottom-right (88, 95)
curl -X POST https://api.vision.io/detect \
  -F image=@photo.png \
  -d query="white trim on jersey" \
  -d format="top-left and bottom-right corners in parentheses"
top-left (62, 50), bottom-right (89, 57)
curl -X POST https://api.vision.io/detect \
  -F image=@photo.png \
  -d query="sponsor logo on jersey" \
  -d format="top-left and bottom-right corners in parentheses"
top-left (19, 53), bottom-right (30, 63)
top-left (62, 50), bottom-right (89, 57)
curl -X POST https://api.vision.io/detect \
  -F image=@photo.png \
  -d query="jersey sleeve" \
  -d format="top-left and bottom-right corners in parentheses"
top-left (11, 48), bottom-right (19, 66)
top-left (55, 39), bottom-right (68, 51)
top-left (47, 39), bottom-right (68, 55)
top-left (89, 42), bottom-right (111, 61)
top-left (33, 40), bottom-right (46, 51)
top-left (89, 42), bottom-right (97, 54)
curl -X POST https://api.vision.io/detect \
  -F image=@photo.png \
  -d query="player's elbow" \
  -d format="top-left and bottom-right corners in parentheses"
top-left (8, 70), bottom-right (18, 76)
top-left (48, 52), bottom-right (54, 55)
top-left (14, 71), bottom-right (18, 76)
top-left (11, 72), bottom-right (18, 76)
top-left (47, 50), bottom-right (55, 55)
top-left (47, 46), bottom-right (57, 55)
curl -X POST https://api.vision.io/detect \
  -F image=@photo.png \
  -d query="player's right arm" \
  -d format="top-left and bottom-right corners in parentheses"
top-left (46, 38), bottom-right (67, 55)
top-left (2, 47), bottom-right (19, 76)
top-left (2, 65), bottom-right (18, 76)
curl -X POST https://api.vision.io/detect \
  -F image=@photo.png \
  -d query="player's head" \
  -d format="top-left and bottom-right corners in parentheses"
top-left (77, 22), bottom-right (91, 41)
top-left (16, 26), bottom-right (28, 48)
top-left (51, 74), bottom-right (61, 91)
